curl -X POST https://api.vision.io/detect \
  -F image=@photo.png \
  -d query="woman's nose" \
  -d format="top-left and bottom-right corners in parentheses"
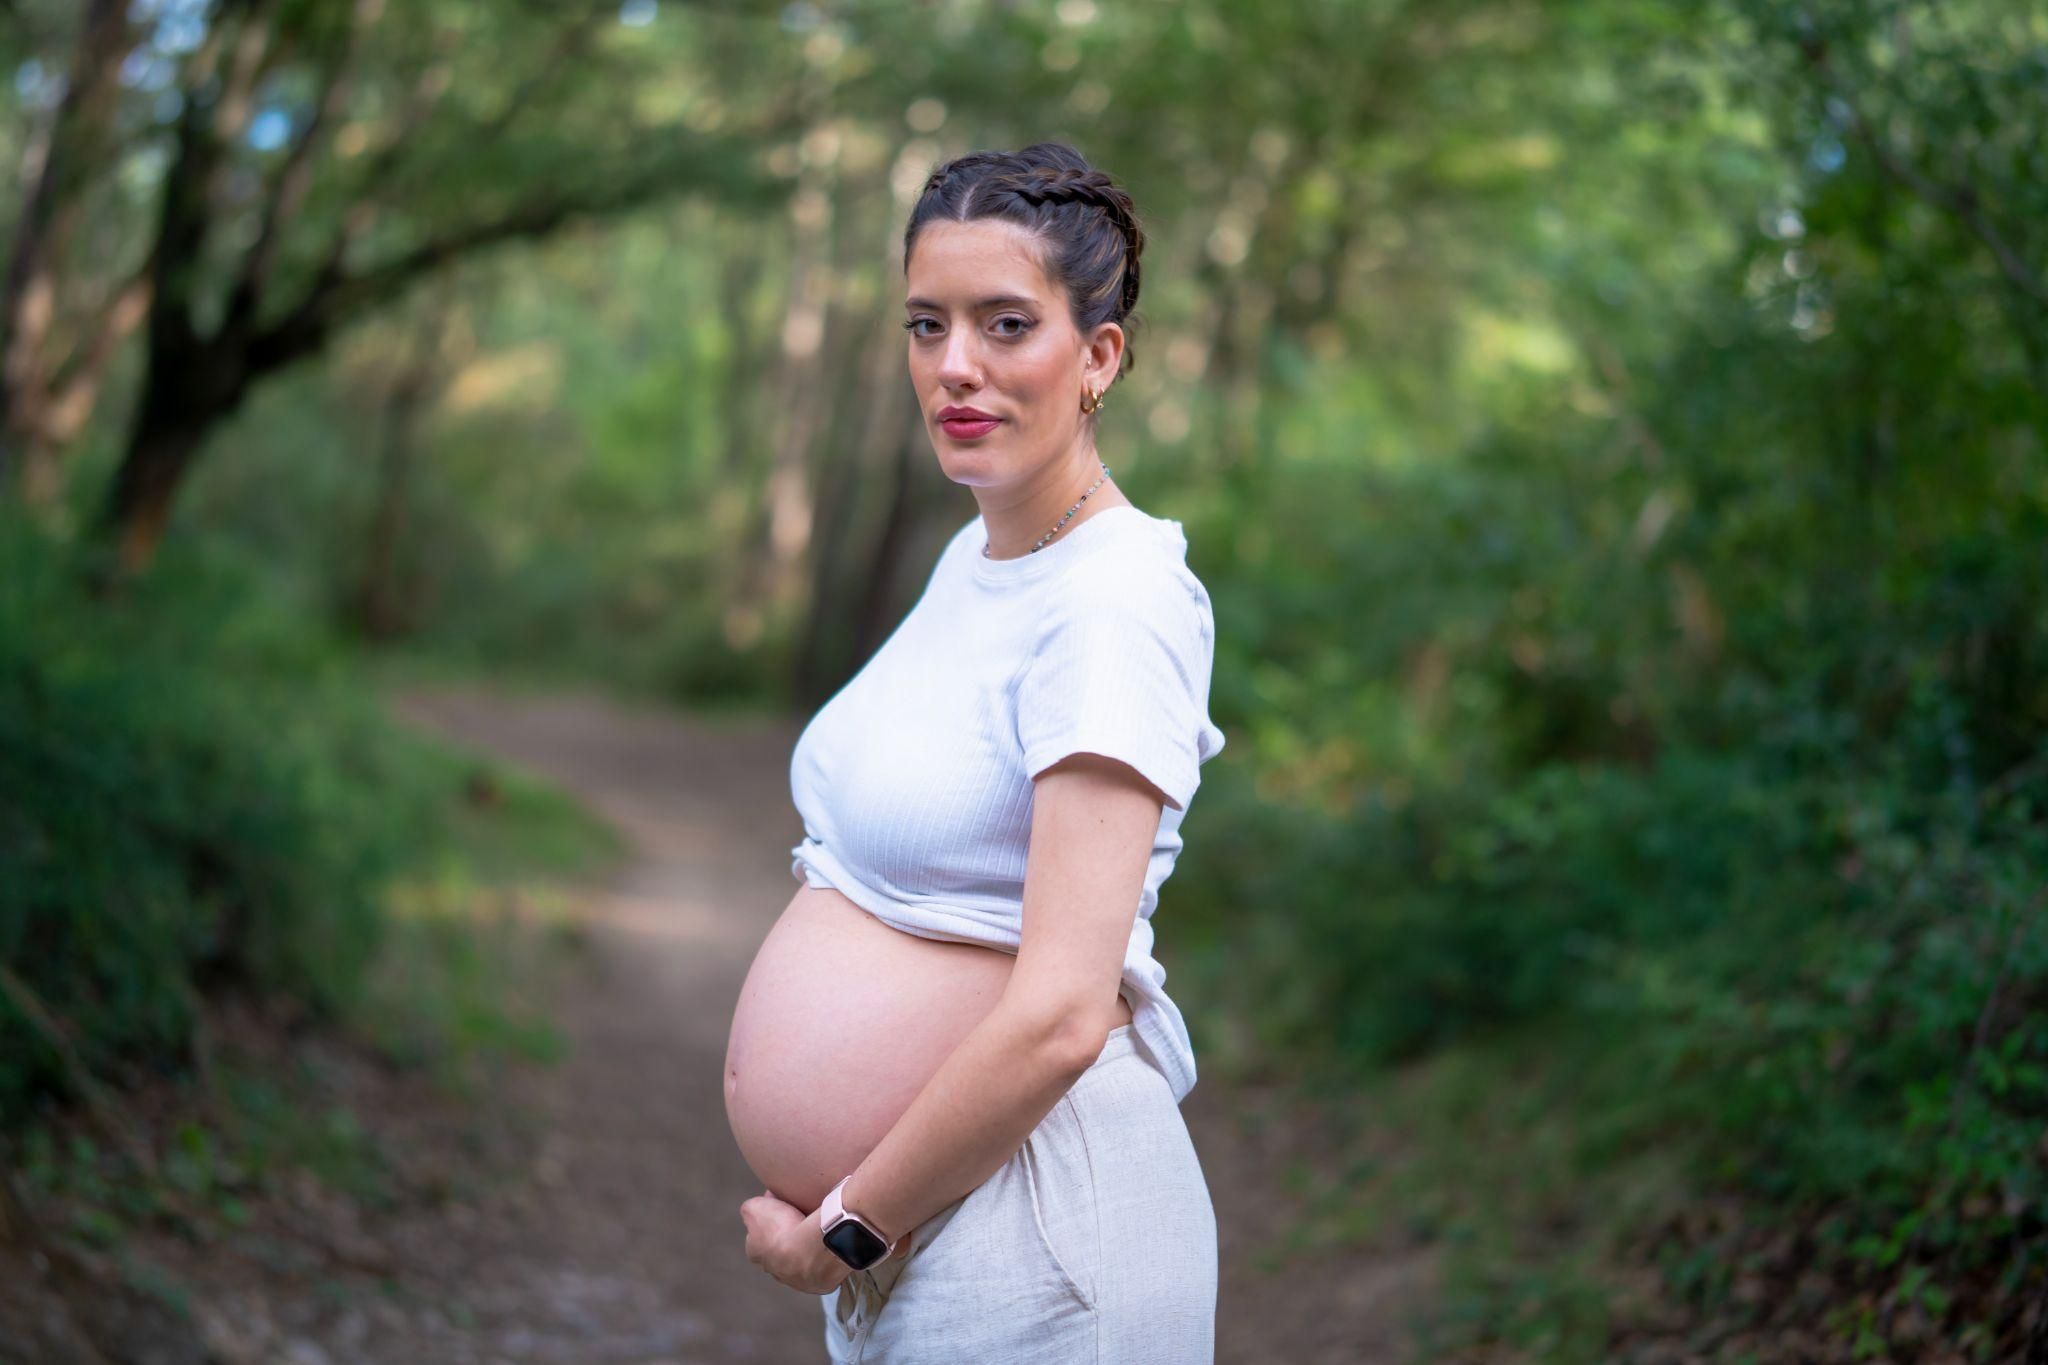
top-left (936, 332), bottom-right (981, 387)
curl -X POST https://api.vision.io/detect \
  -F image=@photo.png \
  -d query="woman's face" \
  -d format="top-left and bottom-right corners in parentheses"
top-left (903, 219), bottom-right (1120, 488)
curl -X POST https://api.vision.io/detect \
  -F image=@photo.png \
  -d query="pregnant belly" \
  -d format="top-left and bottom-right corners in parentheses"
top-left (724, 883), bottom-right (1133, 1214)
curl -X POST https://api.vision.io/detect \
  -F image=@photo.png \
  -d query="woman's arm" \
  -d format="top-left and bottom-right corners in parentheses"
top-left (741, 751), bottom-right (1163, 1289)
top-left (841, 751), bottom-right (1164, 1234)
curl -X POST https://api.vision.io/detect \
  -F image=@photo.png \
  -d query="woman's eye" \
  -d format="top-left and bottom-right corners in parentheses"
top-left (901, 316), bottom-right (1033, 339)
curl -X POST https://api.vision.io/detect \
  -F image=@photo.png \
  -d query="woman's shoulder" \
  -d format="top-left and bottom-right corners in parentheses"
top-left (1086, 503), bottom-right (1208, 579)
top-left (1054, 508), bottom-right (1216, 634)
top-left (946, 502), bottom-right (1214, 621)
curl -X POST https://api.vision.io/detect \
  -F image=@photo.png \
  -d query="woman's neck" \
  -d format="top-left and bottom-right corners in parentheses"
top-left (977, 457), bottom-right (1127, 560)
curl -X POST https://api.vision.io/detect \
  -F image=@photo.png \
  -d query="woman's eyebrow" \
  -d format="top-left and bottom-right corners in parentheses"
top-left (903, 294), bottom-right (1038, 311)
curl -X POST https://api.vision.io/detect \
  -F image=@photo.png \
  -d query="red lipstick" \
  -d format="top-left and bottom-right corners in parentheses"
top-left (937, 404), bottom-right (1001, 439)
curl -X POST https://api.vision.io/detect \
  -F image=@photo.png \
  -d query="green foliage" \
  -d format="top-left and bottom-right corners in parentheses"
top-left (1163, 1), bottom-right (2047, 1347)
top-left (0, 511), bottom-right (615, 1127)
top-left (0, 528), bottom-right (395, 1119)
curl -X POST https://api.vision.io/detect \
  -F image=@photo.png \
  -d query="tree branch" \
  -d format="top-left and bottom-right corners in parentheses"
top-left (248, 158), bottom-right (724, 374)
top-left (1839, 102), bottom-right (2045, 308)
top-left (309, 4), bottom-right (619, 301)
top-left (227, 0), bottom-right (385, 329)
top-left (1796, 34), bottom-right (2046, 309)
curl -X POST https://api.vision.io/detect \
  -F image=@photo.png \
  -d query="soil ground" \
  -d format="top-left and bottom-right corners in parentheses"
top-left (0, 686), bottom-right (1434, 1364)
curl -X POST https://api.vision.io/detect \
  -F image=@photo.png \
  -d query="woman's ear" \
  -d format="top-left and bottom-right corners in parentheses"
top-left (1084, 321), bottom-right (1125, 392)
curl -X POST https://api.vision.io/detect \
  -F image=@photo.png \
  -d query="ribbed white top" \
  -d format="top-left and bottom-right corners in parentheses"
top-left (787, 503), bottom-right (1227, 1102)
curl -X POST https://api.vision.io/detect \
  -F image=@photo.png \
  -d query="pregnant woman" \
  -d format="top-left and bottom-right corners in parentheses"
top-left (724, 141), bottom-right (1227, 1363)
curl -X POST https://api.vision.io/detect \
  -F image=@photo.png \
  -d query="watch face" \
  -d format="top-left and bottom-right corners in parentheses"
top-left (823, 1217), bottom-right (890, 1270)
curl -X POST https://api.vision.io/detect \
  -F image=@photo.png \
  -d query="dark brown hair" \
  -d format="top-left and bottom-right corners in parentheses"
top-left (902, 142), bottom-right (1146, 391)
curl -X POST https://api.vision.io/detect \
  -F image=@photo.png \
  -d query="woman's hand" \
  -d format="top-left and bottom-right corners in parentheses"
top-left (740, 1188), bottom-right (854, 1295)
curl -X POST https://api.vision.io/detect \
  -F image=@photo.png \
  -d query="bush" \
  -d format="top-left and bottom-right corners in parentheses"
top-left (0, 516), bottom-right (450, 1126)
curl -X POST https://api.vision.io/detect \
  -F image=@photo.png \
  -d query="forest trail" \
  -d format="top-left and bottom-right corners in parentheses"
top-left (326, 684), bottom-right (1434, 1363)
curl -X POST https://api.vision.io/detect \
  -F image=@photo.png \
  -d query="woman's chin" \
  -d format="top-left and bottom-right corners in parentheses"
top-left (932, 447), bottom-right (1006, 482)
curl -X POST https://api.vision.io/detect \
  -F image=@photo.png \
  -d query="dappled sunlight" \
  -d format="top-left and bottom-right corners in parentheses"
top-left (443, 343), bottom-right (566, 415)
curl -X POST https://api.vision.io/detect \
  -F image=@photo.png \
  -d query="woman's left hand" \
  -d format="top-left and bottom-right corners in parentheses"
top-left (740, 1188), bottom-right (854, 1295)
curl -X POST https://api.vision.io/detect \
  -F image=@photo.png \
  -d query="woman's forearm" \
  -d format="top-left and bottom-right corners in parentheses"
top-left (834, 998), bottom-right (1103, 1246)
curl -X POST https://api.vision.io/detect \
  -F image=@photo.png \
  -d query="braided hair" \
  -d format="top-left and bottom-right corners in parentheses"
top-left (903, 142), bottom-right (1146, 393)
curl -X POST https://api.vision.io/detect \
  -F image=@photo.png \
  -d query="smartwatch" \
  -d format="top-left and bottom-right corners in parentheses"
top-left (818, 1174), bottom-right (901, 1271)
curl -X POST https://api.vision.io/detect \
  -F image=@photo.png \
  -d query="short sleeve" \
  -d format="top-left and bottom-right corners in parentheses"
top-left (1014, 555), bottom-right (1224, 812)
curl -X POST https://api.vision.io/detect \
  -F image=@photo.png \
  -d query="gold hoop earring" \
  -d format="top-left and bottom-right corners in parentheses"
top-left (1080, 383), bottom-right (1106, 415)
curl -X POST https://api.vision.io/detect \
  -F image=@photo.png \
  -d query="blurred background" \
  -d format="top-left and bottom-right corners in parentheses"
top-left (2, 0), bottom-right (2044, 1361)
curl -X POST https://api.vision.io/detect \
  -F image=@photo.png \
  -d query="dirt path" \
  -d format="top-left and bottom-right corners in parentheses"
top-left (376, 687), bottom-right (835, 1364)
top-left (31, 684), bottom-right (1429, 1364)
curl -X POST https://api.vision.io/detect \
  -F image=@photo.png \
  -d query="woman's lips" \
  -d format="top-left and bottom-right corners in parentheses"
top-left (940, 416), bottom-right (1001, 439)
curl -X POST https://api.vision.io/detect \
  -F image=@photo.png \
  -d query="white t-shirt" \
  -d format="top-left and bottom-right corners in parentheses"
top-left (787, 502), bottom-right (1227, 1102)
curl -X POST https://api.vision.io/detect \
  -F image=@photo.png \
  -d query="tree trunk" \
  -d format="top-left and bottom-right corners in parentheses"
top-left (98, 420), bottom-right (211, 576)
top-left (97, 337), bottom-right (247, 574)
top-left (793, 314), bottom-right (917, 704)
top-left (851, 407), bottom-right (925, 670)
top-left (353, 360), bottom-right (433, 640)
top-left (730, 107), bottom-right (836, 620)
top-left (0, 0), bottom-right (134, 503)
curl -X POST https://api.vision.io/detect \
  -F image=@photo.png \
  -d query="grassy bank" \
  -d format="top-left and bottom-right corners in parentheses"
top-left (0, 511), bottom-right (622, 1324)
